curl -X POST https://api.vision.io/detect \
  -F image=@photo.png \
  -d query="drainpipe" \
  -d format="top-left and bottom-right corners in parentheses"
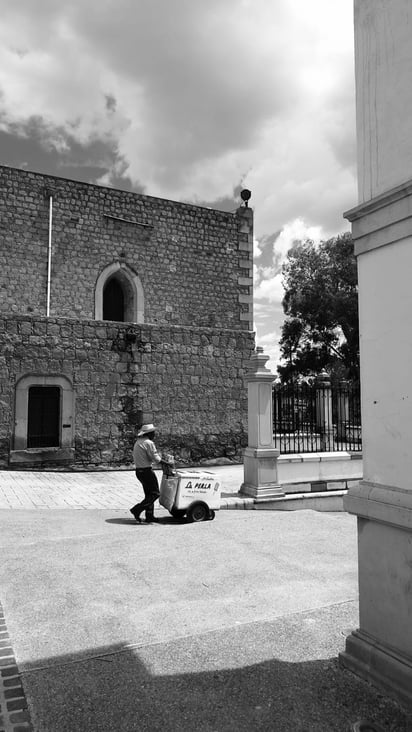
top-left (46, 192), bottom-right (53, 317)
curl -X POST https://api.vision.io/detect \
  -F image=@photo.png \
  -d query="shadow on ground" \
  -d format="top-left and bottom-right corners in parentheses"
top-left (105, 516), bottom-right (187, 526)
top-left (20, 637), bottom-right (412, 732)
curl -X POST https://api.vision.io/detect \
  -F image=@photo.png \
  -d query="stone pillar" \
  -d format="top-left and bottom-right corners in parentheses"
top-left (239, 347), bottom-right (284, 500)
top-left (336, 381), bottom-right (349, 442)
top-left (339, 0), bottom-right (412, 709)
top-left (315, 370), bottom-right (333, 450)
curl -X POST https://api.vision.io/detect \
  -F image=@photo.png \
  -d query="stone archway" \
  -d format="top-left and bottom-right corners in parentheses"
top-left (10, 373), bottom-right (75, 465)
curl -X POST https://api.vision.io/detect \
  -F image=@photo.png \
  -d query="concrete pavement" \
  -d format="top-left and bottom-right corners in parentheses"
top-left (1, 468), bottom-right (412, 731)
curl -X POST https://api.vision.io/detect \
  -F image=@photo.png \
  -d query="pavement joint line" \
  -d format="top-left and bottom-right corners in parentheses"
top-left (0, 601), bottom-right (33, 732)
top-left (19, 598), bottom-right (359, 676)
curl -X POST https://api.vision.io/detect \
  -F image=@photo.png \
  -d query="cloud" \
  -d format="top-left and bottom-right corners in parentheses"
top-left (0, 0), bottom-right (357, 373)
top-left (253, 216), bottom-right (331, 369)
top-left (271, 219), bottom-right (323, 266)
top-left (253, 237), bottom-right (263, 260)
top-left (0, 1), bottom-right (292, 191)
top-left (0, 0), bottom-right (356, 237)
top-left (254, 273), bottom-right (284, 304)
top-left (254, 217), bottom-right (324, 307)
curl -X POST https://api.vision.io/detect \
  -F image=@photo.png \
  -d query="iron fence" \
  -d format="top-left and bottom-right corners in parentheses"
top-left (272, 381), bottom-right (362, 454)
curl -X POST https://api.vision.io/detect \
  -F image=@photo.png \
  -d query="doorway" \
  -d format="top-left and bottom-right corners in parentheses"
top-left (103, 277), bottom-right (125, 321)
top-left (27, 386), bottom-right (60, 448)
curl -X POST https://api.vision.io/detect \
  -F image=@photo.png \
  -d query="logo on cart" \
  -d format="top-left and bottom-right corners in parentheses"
top-left (185, 481), bottom-right (213, 491)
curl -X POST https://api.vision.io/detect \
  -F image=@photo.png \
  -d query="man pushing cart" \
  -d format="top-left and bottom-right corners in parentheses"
top-left (130, 423), bottom-right (221, 524)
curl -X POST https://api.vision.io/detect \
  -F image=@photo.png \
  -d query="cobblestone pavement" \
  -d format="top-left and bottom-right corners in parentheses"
top-left (0, 466), bottom-right (250, 510)
top-left (0, 470), bottom-right (143, 509)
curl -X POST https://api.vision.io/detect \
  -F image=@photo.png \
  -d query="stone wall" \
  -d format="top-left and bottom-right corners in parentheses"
top-left (0, 165), bottom-right (253, 331)
top-left (0, 165), bottom-right (255, 468)
top-left (0, 314), bottom-right (255, 468)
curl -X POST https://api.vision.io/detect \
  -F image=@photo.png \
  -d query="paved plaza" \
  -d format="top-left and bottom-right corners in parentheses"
top-left (1, 467), bottom-right (412, 731)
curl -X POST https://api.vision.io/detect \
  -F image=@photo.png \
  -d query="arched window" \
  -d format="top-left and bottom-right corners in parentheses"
top-left (103, 277), bottom-right (125, 322)
top-left (95, 262), bottom-right (144, 323)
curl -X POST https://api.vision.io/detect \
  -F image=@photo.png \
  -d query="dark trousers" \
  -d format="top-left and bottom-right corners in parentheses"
top-left (131, 468), bottom-right (160, 519)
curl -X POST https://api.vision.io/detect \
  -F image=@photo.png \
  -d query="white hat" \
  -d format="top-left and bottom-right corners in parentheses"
top-left (137, 423), bottom-right (156, 437)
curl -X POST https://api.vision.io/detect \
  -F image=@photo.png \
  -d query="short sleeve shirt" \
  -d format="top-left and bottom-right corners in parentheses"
top-left (133, 437), bottom-right (161, 469)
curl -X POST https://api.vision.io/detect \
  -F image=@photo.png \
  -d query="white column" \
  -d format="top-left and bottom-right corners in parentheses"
top-left (239, 347), bottom-right (284, 500)
top-left (315, 370), bottom-right (333, 450)
top-left (340, 0), bottom-right (412, 708)
top-left (336, 381), bottom-right (349, 442)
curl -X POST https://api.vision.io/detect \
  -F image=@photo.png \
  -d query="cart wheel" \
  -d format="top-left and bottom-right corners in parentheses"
top-left (209, 510), bottom-right (216, 521)
top-left (187, 502), bottom-right (209, 523)
top-left (170, 507), bottom-right (186, 519)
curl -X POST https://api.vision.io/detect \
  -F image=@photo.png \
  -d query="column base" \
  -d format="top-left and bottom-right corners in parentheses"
top-left (340, 629), bottom-right (412, 710)
top-left (239, 482), bottom-right (284, 500)
top-left (342, 480), bottom-right (412, 711)
top-left (238, 446), bottom-right (284, 500)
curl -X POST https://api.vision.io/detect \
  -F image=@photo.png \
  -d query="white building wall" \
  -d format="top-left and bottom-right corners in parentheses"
top-left (355, 0), bottom-right (412, 202)
top-left (340, 1), bottom-right (412, 707)
top-left (357, 237), bottom-right (412, 489)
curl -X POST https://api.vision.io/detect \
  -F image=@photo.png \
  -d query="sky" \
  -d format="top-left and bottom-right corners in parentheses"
top-left (0, 0), bottom-right (357, 371)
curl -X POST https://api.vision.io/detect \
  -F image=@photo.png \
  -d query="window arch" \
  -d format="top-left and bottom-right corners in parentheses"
top-left (95, 262), bottom-right (144, 323)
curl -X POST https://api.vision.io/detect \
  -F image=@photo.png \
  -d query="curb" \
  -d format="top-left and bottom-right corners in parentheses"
top-left (220, 496), bottom-right (255, 510)
top-left (0, 602), bottom-right (33, 732)
top-left (219, 490), bottom-right (348, 511)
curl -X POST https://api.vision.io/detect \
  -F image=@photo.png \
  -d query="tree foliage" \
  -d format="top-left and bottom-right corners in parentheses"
top-left (278, 232), bottom-right (359, 382)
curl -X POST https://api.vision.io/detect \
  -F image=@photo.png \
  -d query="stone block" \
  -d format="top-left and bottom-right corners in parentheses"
top-left (311, 481), bottom-right (327, 492)
top-left (326, 480), bottom-right (346, 491)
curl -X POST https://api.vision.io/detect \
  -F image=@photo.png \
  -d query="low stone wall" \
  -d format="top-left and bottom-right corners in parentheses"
top-left (277, 451), bottom-right (363, 491)
top-left (0, 314), bottom-right (255, 468)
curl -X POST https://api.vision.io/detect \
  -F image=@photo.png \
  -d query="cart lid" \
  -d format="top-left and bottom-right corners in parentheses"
top-left (176, 470), bottom-right (216, 478)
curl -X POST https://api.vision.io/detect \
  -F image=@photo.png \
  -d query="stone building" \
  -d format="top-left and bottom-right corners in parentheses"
top-left (0, 165), bottom-right (255, 468)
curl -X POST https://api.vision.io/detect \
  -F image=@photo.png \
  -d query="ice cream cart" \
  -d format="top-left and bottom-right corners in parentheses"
top-left (159, 469), bottom-right (221, 522)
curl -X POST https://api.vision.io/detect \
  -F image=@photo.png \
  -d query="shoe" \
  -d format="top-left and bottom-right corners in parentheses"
top-left (145, 517), bottom-right (160, 523)
top-left (130, 509), bottom-right (141, 522)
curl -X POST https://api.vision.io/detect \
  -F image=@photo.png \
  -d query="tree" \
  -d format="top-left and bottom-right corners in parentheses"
top-left (278, 232), bottom-right (359, 382)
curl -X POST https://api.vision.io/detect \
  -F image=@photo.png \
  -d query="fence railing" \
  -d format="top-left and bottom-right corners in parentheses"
top-left (272, 379), bottom-right (362, 454)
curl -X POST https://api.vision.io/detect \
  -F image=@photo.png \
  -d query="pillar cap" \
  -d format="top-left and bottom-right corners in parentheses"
top-left (245, 347), bottom-right (276, 382)
top-left (249, 347), bottom-right (271, 372)
top-left (315, 369), bottom-right (331, 386)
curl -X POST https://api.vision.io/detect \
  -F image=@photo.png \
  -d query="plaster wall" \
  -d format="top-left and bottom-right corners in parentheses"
top-left (357, 516), bottom-right (412, 657)
top-left (355, 0), bottom-right (412, 202)
top-left (340, 0), bottom-right (412, 708)
top-left (357, 236), bottom-right (412, 489)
